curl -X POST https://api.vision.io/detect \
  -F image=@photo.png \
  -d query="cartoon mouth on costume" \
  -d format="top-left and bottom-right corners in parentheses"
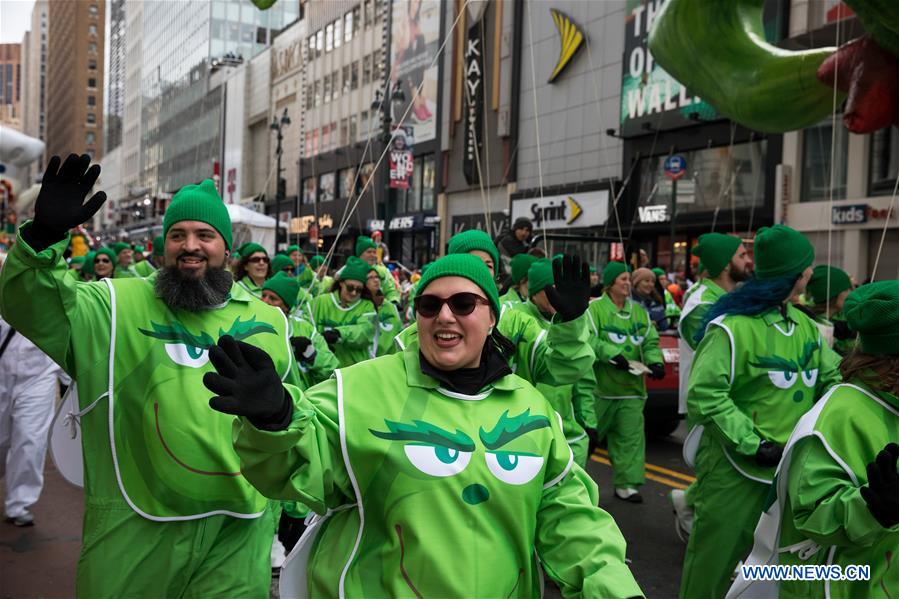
top-left (154, 402), bottom-right (241, 477)
top-left (394, 523), bottom-right (525, 598)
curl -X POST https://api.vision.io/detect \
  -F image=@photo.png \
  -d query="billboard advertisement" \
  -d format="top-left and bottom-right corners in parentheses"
top-left (390, 0), bottom-right (441, 143)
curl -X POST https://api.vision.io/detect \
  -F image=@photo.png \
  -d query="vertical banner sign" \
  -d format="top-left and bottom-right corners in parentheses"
top-left (389, 128), bottom-right (414, 189)
top-left (463, 15), bottom-right (485, 186)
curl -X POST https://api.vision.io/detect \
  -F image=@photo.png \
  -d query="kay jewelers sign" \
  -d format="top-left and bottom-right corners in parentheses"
top-left (511, 190), bottom-right (610, 230)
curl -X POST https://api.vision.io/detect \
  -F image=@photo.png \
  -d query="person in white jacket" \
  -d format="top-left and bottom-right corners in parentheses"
top-left (0, 316), bottom-right (62, 526)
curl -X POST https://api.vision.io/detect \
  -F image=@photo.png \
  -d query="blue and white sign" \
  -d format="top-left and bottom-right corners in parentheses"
top-left (664, 155), bottom-right (687, 180)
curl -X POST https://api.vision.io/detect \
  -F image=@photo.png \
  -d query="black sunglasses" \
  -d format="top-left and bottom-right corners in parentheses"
top-left (414, 292), bottom-right (490, 318)
top-left (344, 282), bottom-right (364, 294)
top-left (247, 256), bottom-right (270, 264)
top-left (94, 258), bottom-right (111, 264)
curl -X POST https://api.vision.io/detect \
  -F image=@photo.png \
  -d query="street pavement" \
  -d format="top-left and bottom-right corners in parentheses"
top-left (2, 425), bottom-right (694, 598)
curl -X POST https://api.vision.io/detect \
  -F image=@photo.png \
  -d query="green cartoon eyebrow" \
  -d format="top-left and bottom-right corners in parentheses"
top-left (219, 316), bottom-right (277, 341)
top-left (479, 409), bottom-right (551, 450)
top-left (798, 341), bottom-right (819, 369)
top-left (139, 321), bottom-right (216, 348)
top-left (628, 323), bottom-right (646, 335)
top-left (370, 420), bottom-right (475, 452)
top-left (750, 355), bottom-right (799, 372)
top-left (603, 324), bottom-right (629, 336)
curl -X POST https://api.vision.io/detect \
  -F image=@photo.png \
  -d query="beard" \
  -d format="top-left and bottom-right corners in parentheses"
top-left (730, 262), bottom-right (753, 283)
top-left (155, 263), bottom-right (233, 312)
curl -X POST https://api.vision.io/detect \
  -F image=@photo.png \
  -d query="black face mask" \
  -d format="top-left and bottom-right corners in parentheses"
top-left (419, 336), bottom-right (513, 396)
top-left (155, 264), bottom-right (233, 312)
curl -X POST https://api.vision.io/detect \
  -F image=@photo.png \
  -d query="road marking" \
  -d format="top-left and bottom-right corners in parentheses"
top-left (590, 450), bottom-right (695, 489)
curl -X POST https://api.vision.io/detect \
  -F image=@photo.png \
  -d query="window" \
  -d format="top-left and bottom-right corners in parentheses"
top-left (332, 71), bottom-right (340, 99)
top-left (801, 119), bottom-right (848, 202)
top-left (338, 168), bottom-right (355, 200)
top-left (87, 95), bottom-right (96, 106)
top-left (88, 59), bottom-right (97, 70)
top-left (319, 172), bottom-right (336, 203)
top-left (358, 111), bottom-right (369, 142)
top-left (314, 79), bottom-right (321, 106)
top-left (339, 118), bottom-right (348, 146)
top-left (88, 43), bottom-right (97, 54)
top-left (351, 61), bottom-right (359, 90)
top-left (87, 113), bottom-right (96, 124)
top-left (86, 132), bottom-right (95, 145)
top-left (364, 0), bottom-right (373, 27)
top-left (308, 36), bottom-right (315, 58)
top-left (316, 30), bottom-right (324, 56)
top-left (342, 65), bottom-right (351, 94)
top-left (88, 4), bottom-right (98, 17)
top-left (349, 115), bottom-right (358, 143)
top-left (421, 155), bottom-right (436, 210)
top-left (362, 54), bottom-right (372, 85)
top-left (345, 11), bottom-right (355, 43)
top-left (325, 23), bottom-right (333, 52)
top-left (323, 75), bottom-right (331, 103)
top-left (334, 19), bottom-right (342, 48)
top-left (302, 177), bottom-right (317, 205)
top-left (89, 24), bottom-right (97, 36)
top-left (306, 84), bottom-right (314, 109)
top-left (88, 77), bottom-right (96, 88)
top-left (870, 127), bottom-right (899, 196)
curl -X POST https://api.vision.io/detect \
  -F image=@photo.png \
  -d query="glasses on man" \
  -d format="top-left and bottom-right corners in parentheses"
top-left (414, 292), bottom-right (490, 318)
top-left (344, 283), bottom-right (364, 295)
top-left (94, 258), bottom-right (111, 264)
top-left (282, 266), bottom-right (295, 274)
top-left (247, 256), bottom-right (270, 264)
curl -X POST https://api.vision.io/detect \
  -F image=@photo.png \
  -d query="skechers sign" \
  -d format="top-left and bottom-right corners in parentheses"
top-left (511, 190), bottom-right (609, 230)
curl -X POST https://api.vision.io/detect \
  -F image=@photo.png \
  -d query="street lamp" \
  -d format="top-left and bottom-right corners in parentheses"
top-left (371, 79), bottom-right (405, 245)
top-left (270, 107), bottom-right (291, 249)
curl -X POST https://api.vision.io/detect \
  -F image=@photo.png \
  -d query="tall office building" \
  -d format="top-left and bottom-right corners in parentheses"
top-left (0, 44), bottom-right (22, 131)
top-left (106, 0), bottom-right (126, 152)
top-left (45, 0), bottom-right (106, 160)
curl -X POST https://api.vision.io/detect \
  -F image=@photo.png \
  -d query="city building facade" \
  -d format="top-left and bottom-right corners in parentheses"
top-left (21, 0), bottom-right (49, 180)
top-left (0, 44), bottom-right (22, 131)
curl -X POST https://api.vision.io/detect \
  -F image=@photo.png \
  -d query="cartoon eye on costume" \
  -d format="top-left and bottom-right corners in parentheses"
top-left (767, 370), bottom-right (797, 389)
top-left (485, 451), bottom-right (544, 485)
top-left (629, 334), bottom-right (646, 345)
top-left (801, 369), bottom-right (818, 388)
top-left (403, 444), bottom-right (472, 477)
top-left (164, 343), bottom-right (210, 368)
top-left (607, 332), bottom-right (628, 344)
top-left (380, 322), bottom-right (395, 332)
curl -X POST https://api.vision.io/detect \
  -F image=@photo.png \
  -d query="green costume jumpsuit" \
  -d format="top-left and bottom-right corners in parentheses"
top-left (238, 276), bottom-right (264, 298)
top-left (288, 316), bottom-right (339, 391)
top-left (681, 304), bottom-right (841, 598)
top-left (310, 291), bottom-right (377, 367)
top-left (133, 260), bottom-right (157, 278)
top-left (233, 337), bottom-right (645, 598)
top-left (373, 300), bottom-right (403, 357)
top-left (499, 287), bottom-right (525, 310)
top-left (511, 300), bottom-right (597, 467)
top-left (0, 231), bottom-right (301, 598)
top-left (586, 294), bottom-right (662, 490)
top-left (114, 264), bottom-right (139, 278)
top-left (393, 307), bottom-right (595, 389)
top-left (729, 381), bottom-right (899, 598)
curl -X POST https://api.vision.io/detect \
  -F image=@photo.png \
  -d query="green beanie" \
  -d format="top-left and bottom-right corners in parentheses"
top-left (806, 265), bottom-right (852, 304)
top-left (70, 255), bottom-right (86, 265)
top-left (420, 262), bottom-right (432, 275)
top-left (262, 272), bottom-right (300, 308)
top-left (416, 253), bottom-right (501, 316)
top-left (309, 255), bottom-right (325, 268)
top-left (843, 280), bottom-right (899, 356)
top-left (152, 235), bottom-right (164, 256)
top-left (589, 265), bottom-right (597, 274)
top-left (754, 225), bottom-right (814, 280)
top-left (134, 245), bottom-right (145, 254)
top-left (447, 230), bottom-right (500, 271)
top-left (652, 267), bottom-right (665, 278)
top-left (82, 251), bottom-right (97, 275)
top-left (232, 250), bottom-right (241, 260)
top-left (341, 256), bottom-right (374, 283)
top-left (355, 235), bottom-right (377, 257)
top-left (110, 241), bottom-right (130, 255)
top-left (240, 243), bottom-right (267, 259)
top-left (602, 261), bottom-right (630, 287)
top-left (271, 254), bottom-right (295, 273)
top-left (163, 179), bottom-right (233, 250)
top-left (287, 244), bottom-right (301, 254)
top-left (527, 258), bottom-right (555, 297)
top-left (510, 253), bottom-right (538, 284)
top-left (94, 247), bottom-right (117, 263)
top-left (692, 233), bottom-right (742, 278)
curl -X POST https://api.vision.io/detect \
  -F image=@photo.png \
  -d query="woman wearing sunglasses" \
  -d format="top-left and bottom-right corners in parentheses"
top-left (88, 247), bottom-right (116, 281)
top-left (205, 253), bottom-right (643, 598)
top-left (234, 242), bottom-right (271, 297)
top-left (309, 256), bottom-right (377, 368)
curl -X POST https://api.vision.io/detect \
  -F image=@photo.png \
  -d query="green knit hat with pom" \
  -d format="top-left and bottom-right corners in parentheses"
top-left (602, 261), bottom-right (630, 287)
top-left (110, 241), bottom-right (130, 255)
top-left (416, 253), bottom-right (500, 316)
top-left (355, 235), bottom-right (377, 257)
top-left (163, 179), bottom-right (232, 249)
top-left (447, 229), bottom-right (500, 271)
top-left (843, 280), bottom-right (899, 356)
top-left (262, 272), bottom-right (300, 308)
top-left (806, 265), bottom-right (852, 304)
top-left (271, 254), bottom-right (295, 274)
top-left (340, 256), bottom-right (374, 283)
top-left (693, 233), bottom-right (742, 278)
top-left (510, 253), bottom-right (538, 284)
top-left (753, 225), bottom-right (814, 280)
top-left (309, 255), bottom-right (325, 268)
top-left (240, 243), bottom-right (267, 259)
top-left (527, 258), bottom-right (555, 297)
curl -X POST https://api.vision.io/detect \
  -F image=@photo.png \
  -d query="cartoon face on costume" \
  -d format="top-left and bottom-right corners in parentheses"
top-left (139, 316), bottom-right (276, 369)
top-left (603, 322), bottom-right (647, 352)
top-left (750, 341), bottom-right (820, 403)
top-left (370, 409), bottom-right (550, 506)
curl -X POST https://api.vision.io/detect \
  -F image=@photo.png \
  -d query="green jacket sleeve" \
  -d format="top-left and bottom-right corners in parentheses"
top-left (336, 311), bottom-right (376, 350)
top-left (687, 326), bottom-right (761, 456)
top-left (536, 466), bottom-right (644, 598)
top-left (639, 310), bottom-right (663, 366)
top-left (572, 368), bottom-right (598, 430)
top-left (378, 265), bottom-right (401, 304)
top-left (308, 331), bottom-right (339, 385)
top-left (530, 314), bottom-right (596, 386)
top-left (0, 228), bottom-right (111, 378)
top-left (788, 437), bottom-right (899, 547)
top-left (679, 302), bottom-right (711, 351)
top-left (586, 309), bottom-right (624, 363)
top-left (233, 379), bottom-right (353, 515)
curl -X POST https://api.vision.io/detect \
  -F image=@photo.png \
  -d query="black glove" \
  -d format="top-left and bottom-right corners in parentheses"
top-left (833, 319), bottom-right (854, 340)
top-left (755, 440), bottom-right (784, 467)
top-left (648, 363), bottom-right (666, 380)
top-left (860, 442), bottom-right (899, 528)
top-left (322, 329), bottom-right (341, 347)
top-left (610, 354), bottom-right (630, 371)
top-left (290, 336), bottom-right (316, 364)
top-left (586, 428), bottom-right (600, 458)
top-left (544, 254), bottom-right (591, 321)
top-left (204, 335), bottom-right (292, 431)
top-left (24, 154), bottom-right (107, 251)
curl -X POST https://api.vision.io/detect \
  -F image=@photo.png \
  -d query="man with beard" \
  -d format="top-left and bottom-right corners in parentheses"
top-left (670, 233), bottom-right (753, 541)
top-left (0, 154), bottom-right (297, 598)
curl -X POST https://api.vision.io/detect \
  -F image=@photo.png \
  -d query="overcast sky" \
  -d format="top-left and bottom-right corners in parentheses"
top-left (0, 0), bottom-right (36, 44)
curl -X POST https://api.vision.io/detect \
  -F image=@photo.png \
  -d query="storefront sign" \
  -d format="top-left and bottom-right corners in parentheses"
top-left (389, 130), bottom-right (414, 189)
top-left (389, 216), bottom-right (416, 230)
top-left (638, 204), bottom-right (669, 223)
top-left (462, 11), bottom-right (485, 186)
top-left (831, 204), bottom-right (896, 226)
top-left (423, 215), bottom-right (441, 226)
top-left (664, 155), bottom-right (686, 180)
top-left (548, 9), bottom-right (585, 83)
top-left (511, 190), bottom-right (609, 229)
top-left (367, 219), bottom-right (386, 231)
top-left (291, 214), bottom-right (334, 234)
top-left (450, 212), bottom-right (509, 238)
